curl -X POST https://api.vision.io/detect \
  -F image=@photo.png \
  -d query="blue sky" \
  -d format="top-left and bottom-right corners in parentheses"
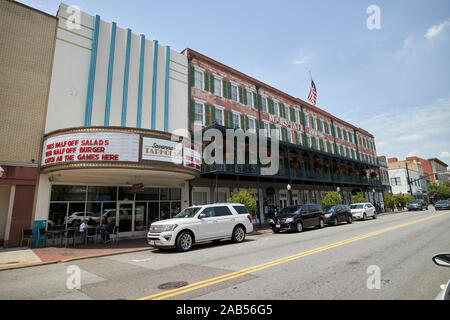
top-left (19, 0), bottom-right (450, 164)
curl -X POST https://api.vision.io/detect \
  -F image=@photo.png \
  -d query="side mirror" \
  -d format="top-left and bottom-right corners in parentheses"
top-left (198, 213), bottom-right (206, 219)
top-left (433, 254), bottom-right (450, 267)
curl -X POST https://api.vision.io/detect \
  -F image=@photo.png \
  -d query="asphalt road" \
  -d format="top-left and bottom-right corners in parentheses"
top-left (1, 209), bottom-right (449, 300)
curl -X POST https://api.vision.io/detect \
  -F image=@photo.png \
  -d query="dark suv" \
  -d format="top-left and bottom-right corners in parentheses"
top-left (269, 204), bottom-right (325, 233)
top-left (323, 204), bottom-right (353, 226)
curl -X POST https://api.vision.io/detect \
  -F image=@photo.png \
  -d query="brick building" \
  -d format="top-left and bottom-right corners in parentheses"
top-left (0, 0), bottom-right (57, 247)
top-left (182, 48), bottom-right (382, 222)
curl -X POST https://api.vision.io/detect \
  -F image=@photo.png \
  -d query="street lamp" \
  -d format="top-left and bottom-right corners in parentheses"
top-left (287, 184), bottom-right (293, 206)
top-left (337, 187), bottom-right (343, 203)
top-left (372, 188), bottom-right (376, 204)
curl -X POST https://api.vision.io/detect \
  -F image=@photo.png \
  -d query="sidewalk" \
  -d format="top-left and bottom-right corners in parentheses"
top-left (0, 226), bottom-right (272, 271)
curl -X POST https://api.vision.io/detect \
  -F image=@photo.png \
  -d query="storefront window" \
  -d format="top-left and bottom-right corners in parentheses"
top-left (118, 187), bottom-right (134, 201)
top-left (170, 188), bottom-right (181, 200)
top-left (136, 188), bottom-right (159, 201)
top-left (48, 203), bottom-right (67, 230)
top-left (160, 202), bottom-right (170, 220)
top-left (67, 202), bottom-right (87, 228)
top-left (51, 185), bottom-right (86, 201)
top-left (171, 202), bottom-right (181, 216)
top-left (87, 186), bottom-right (117, 201)
top-left (160, 188), bottom-right (170, 201)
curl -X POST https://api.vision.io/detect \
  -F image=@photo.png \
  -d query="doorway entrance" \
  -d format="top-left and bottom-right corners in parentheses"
top-left (116, 201), bottom-right (146, 237)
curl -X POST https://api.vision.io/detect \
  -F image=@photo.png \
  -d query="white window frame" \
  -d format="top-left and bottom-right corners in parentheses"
top-left (194, 67), bottom-right (204, 91)
top-left (232, 111), bottom-right (241, 129)
top-left (263, 121), bottom-right (270, 137)
top-left (304, 112), bottom-right (309, 128)
top-left (287, 128), bottom-right (293, 143)
top-left (246, 88), bottom-right (254, 108)
top-left (247, 116), bottom-right (256, 133)
top-left (230, 82), bottom-right (239, 102)
top-left (260, 95), bottom-right (268, 113)
top-left (213, 74), bottom-right (223, 97)
top-left (214, 105), bottom-right (225, 126)
top-left (275, 124), bottom-right (282, 140)
top-left (273, 100), bottom-right (279, 117)
top-left (193, 100), bottom-right (205, 126)
top-left (285, 104), bottom-right (290, 121)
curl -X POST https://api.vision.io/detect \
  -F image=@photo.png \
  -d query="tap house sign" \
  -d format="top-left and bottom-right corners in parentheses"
top-left (142, 137), bottom-right (183, 164)
top-left (41, 132), bottom-right (139, 166)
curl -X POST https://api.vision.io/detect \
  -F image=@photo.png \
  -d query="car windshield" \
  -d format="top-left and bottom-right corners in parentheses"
top-left (278, 206), bottom-right (300, 215)
top-left (174, 207), bottom-right (201, 218)
top-left (350, 204), bottom-right (364, 209)
top-left (323, 206), bottom-right (336, 212)
top-left (409, 200), bottom-right (420, 204)
top-left (436, 200), bottom-right (448, 204)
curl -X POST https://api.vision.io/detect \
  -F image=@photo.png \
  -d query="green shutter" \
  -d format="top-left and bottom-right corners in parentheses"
top-left (290, 107), bottom-right (295, 122)
top-left (324, 122), bottom-right (329, 134)
top-left (227, 82), bottom-right (232, 99)
top-left (243, 88), bottom-right (247, 105)
top-left (255, 119), bottom-right (259, 134)
top-left (209, 74), bottom-right (214, 93)
top-left (253, 92), bottom-right (257, 109)
top-left (245, 116), bottom-right (249, 131)
top-left (326, 141), bottom-right (332, 153)
top-left (189, 66), bottom-right (195, 87)
top-left (222, 80), bottom-right (227, 98)
top-left (268, 99), bottom-right (274, 114)
top-left (211, 105), bottom-right (216, 123)
top-left (238, 87), bottom-right (243, 104)
top-left (279, 103), bottom-right (284, 118)
top-left (240, 115), bottom-right (245, 129)
top-left (204, 72), bottom-right (209, 91)
top-left (224, 110), bottom-right (229, 128)
top-left (205, 104), bottom-right (210, 126)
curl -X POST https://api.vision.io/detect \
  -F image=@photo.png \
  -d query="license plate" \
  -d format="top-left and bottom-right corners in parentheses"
top-left (276, 224), bottom-right (280, 228)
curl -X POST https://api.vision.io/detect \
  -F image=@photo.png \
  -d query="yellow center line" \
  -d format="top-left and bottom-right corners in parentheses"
top-left (138, 211), bottom-right (450, 300)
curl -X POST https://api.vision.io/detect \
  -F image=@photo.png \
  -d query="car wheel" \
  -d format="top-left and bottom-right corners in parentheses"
top-left (232, 225), bottom-right (246, 243)
top-left (347, 215), bottom-right (353, 224)
top-left (363, 213), bottom-right (367, 221)
top-left (296, 221), bottom-right (303, 233)
top-left (318, 218), bottom-right (325, 229)
top-left (373, 212), bottom-right (377, 219)
top-left (332, 217), bottom-right (338, 226)
top-left (176, 231), bottom-right (193, 252)
top-left (272, 229), bottom-right (280, 234)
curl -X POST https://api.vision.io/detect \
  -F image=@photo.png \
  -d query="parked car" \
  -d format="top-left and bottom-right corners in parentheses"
top-left (64, 211), bottom-right (99, 225)
top-left (350, 203), bottom-right (377, 220)
top-left (147, 203), bottom-right (254, 252)
top-left (268, 204), bottom-right (325, 233)
top-left (323, 204), bottom-right (353, 226)
top-left (407, 199), bottom-right (428, 211)
top-left (432, 253), bottom-right (450, 300)
top-left (434, 200), bottom-right (450, 210)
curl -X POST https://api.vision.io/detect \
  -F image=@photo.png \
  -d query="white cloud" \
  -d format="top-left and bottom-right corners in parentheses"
top-left (293, 59), bottom-right (306, 65)
top-left (356, 95), bottom-right (450, 160)
top-left (425, 19), bottom-right (450, 39)
top-left (403, 35), bottom-right (414, 48)
top-left (440, 151), bottom-right (450, 159)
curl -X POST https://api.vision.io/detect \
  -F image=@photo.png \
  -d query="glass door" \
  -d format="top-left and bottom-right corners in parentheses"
top-left (117, 201), bottom-right (134, 235)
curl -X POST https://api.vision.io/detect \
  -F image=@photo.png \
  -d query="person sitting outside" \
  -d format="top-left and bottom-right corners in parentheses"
top-left (101, 217), bottom-right (115, 243)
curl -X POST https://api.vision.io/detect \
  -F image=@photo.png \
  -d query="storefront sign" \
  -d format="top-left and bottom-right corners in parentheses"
top-left (183, 143), bottom-right (201, 171)
top-left (268, 114), bottom-right (301, 131)
top-left (41, 132), bottom-right (139, 166)
top-left (142, 137), bottom-right (182, 164)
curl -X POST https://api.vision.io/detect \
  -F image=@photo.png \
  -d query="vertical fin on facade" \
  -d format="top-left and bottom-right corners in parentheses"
top-left (164, 46), bottom-right (170, 132)
top-left (136, 34), bottom-right (146, 128)
top-left (121, 28), bottom-right (132, 126)
top-left (104, 21), bottom-right (117, 126)
top-left (151, 40), bottom-right (159, 130)
top-left (84, 14), bottom-right (100, 126)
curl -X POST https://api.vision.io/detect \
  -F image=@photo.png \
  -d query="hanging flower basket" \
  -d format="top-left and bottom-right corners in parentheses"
top-left (333, 164), bottom-right (340, 174)
top-left (361, 169), bottom-right (368, 176)
top-left (370, 171), bottom-right (378, 179)
top-left (314, 159), bottom-right (323, 171)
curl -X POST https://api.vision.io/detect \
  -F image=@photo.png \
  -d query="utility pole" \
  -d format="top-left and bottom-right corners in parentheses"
top-left (405, 163), bottom-right (413, 195)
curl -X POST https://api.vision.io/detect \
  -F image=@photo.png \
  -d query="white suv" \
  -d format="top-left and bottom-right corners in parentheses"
top-left (147, 203), bottom-right (254, 252)
top-left (350, 203), bottom-right (377, 220)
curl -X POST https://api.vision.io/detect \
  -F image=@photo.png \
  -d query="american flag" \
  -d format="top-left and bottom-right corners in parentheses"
top-left (308, 79), bottom-right (317, 105)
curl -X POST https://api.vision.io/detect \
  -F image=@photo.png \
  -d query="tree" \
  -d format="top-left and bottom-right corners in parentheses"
top-left (321, 191), bottom-right (342, 207)
top-left (427, 182), bottom-right (450, 201)
top-left (228, 189), bottom-right (257, 216)
top-left (351, 192), bottom-right (366, 204)
top-left (384, 194), bottom-right (396, 210)
top-left (394, 193), bottom-right (407, 209)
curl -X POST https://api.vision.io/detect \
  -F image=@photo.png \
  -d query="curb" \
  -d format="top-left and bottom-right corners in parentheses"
top-left (0, 247), bottom-right (152, 272)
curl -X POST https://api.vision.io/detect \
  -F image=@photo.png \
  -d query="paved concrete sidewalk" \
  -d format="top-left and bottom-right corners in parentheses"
top-left (0, 226), bottom-right (272, 271)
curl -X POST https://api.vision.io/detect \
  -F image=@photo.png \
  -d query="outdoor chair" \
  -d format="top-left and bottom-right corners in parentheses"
top-left (109, 226), bottom-right (119, 244)
top-left (85, 227), bottom-right (98, 245)
top-left (21, 229), bottom-right (33, 247)
top-left (62, 228), bottom-right (78, 248)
